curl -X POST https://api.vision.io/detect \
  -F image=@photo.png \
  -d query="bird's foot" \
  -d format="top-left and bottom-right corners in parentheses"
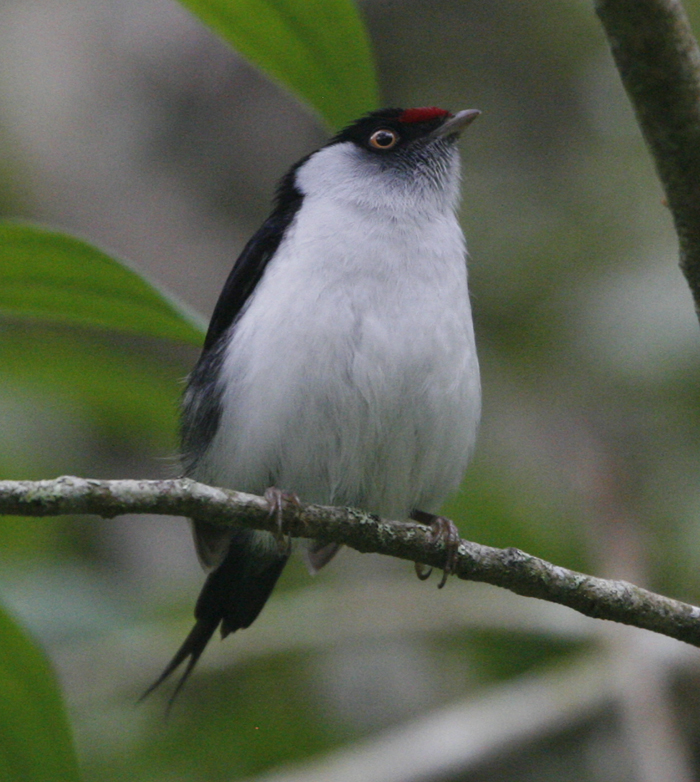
top-left (264, 487), bottom-right (300, 554)
top-left (410, 510), bottom-right (461, 589)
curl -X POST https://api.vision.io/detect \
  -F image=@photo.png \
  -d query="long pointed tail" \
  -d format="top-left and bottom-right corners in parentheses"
top-left (141, 528), bottom-right (289, 705)
top-left (139, 613), bottom-right (219, 706)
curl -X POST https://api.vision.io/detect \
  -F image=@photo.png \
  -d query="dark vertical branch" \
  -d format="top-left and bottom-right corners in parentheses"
top-left (594, 0), bottom-right (700, 318)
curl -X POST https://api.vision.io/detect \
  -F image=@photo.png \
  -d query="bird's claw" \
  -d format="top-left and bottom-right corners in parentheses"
top-left (411, 510), bottom-right (461, 588)
top-left (430, 515), bottom-right (461, 588)
top-left (264, 487), bottom-right (300, 555)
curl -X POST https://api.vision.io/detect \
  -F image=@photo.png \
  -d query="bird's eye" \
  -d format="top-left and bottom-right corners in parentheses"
top-left (369, 129), bottom-right (399, 150)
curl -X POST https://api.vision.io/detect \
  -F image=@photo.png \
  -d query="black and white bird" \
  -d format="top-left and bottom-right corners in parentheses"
top-left (145, 106), bottom-right (482, 701)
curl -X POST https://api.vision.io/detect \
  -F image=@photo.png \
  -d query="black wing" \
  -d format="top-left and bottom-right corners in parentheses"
top-left (180, 164), bottom-right (305, 471)
top-left (203, 169), bottom-right (305, 352)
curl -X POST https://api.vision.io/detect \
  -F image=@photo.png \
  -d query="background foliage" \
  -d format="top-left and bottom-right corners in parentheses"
top-left (1, 0), bottom-right (700, 780)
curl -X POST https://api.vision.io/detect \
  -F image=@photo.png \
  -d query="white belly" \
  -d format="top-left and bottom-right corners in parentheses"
top-left (197, 199), bottom-right (481, 520)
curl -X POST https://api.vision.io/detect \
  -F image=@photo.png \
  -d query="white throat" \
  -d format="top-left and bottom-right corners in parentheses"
top-left (294, 141), bottom-right (462, 219)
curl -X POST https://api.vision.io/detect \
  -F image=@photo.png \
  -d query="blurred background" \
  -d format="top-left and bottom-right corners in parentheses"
top-left (2, 0), bottom-right (700, 779)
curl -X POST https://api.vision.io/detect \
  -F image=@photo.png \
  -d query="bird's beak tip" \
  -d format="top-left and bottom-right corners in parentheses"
top-left (432, 109), bottom-right (481, 139)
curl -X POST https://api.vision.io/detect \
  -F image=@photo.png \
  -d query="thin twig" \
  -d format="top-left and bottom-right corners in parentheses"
top-left (1, 475), bottom-right (699, 647)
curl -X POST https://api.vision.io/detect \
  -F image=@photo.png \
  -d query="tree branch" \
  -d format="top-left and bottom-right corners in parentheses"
top-left (594, 0), bottom-right (700, 317)
top-left (1, 475), bottom-right (700, 647)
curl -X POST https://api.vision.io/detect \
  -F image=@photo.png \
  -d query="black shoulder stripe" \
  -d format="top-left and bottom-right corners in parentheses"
top-left (202, 163), bottom-right (306, 352)
top-left (179, 159), bottom-right (307, 468)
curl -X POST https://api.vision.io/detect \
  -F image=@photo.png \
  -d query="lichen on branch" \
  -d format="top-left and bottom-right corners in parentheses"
top-left (1, 475), bottom-right (700, 648)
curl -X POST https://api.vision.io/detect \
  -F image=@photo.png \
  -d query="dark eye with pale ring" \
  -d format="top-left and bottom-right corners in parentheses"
top-left (369, 129), bottom-right (399, 150)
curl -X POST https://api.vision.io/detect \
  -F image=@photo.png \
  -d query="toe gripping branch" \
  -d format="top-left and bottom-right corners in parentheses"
top-left (410, 510), bottom-right (461, 589)
top-left (264, 487), bottom-right (301, 554)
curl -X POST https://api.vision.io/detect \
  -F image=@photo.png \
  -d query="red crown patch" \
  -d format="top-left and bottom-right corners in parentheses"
top-left (398, 107), bottom-right (450, 124)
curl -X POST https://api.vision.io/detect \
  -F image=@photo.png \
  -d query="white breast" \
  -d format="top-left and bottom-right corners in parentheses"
top-left (196, 154), bottom-right (481, 520)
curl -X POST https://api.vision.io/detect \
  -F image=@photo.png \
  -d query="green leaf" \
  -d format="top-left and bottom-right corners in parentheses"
top-left (176, 0), bottom-right (379, 129)
top-left (0, 602), bottom-right (81, 782)
top-left (0, 326), bottom-right (186, 467)
top-left (0, 222), bottom-right (206, 346)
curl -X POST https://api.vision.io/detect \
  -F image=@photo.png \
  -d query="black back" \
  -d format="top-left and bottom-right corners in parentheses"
top-left (202, 165), bottom-right (305, 352)
top-left (180, 164), bottom-right (305, 470)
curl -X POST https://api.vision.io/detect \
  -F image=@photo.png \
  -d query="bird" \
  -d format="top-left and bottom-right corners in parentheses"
top-left (144, 105), bottom-right (482, 703)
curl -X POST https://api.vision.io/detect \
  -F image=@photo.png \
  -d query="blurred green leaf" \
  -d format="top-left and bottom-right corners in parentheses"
top-left (0, 326), bottom-right (186, 461)
top-left (442, 459), bottom-right (592, 576)
top-left (0, 602), bottom-right (81, 782)
top-left (175, 0), bottom-right (379, 129)
top-left (0, 222), bottom-right (206, 346)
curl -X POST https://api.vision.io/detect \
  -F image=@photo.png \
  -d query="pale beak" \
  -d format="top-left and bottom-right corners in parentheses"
top-left (431, 109), bottom-right (481, 139)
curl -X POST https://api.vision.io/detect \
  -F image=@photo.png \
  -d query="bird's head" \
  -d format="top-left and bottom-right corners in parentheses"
top-left (293, 107), bottom-right (480, 217)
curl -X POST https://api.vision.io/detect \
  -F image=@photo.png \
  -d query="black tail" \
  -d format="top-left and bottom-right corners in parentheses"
top-left (141, 528), bottom-right (289, 706)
